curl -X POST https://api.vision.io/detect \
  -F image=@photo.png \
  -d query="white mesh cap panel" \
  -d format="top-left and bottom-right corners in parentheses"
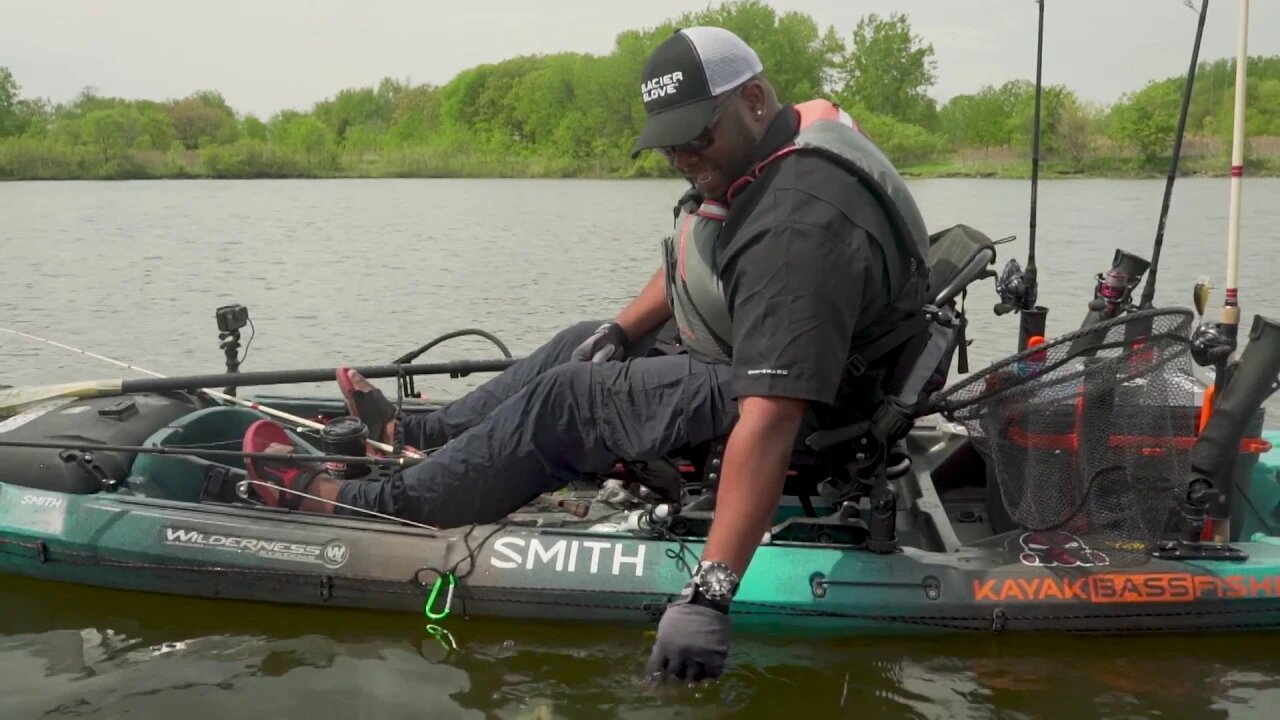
top-left (681, 26), bottom-right (764, 96)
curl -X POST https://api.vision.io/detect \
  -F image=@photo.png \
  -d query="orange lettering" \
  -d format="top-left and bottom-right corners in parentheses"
top-left (1225, 576), bottom-right (1248, 599)
top-left (1168, 574), bottom-right (1193, 600)
top-left (1089, 574), bottom-right (1196, 604)
top-left (974, 579), bottom-right (999, 602)
top-left (1092, 576), bottom-right (1116, 601)
top-left (971, 572), bottom-right (1256, 604)
top-left (1142, 576), bottom-right (1168, 598)
top-left (1065, 578), bottom-right (1090, 600)
top-left (1118, 577), bottom-right (1144, 601)
top-left (1000, 579), bottom-right (1025, 601)
top-left (1194, 575), bottom-right (1216, 599)
top-left (1017, 579), bottom-right (1040, 598)
top-left (1040, 579), bottom-right (1065, 600)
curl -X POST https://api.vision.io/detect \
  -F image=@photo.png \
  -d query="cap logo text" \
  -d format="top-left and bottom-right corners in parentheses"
top-left (642, 71), bottom-right (684, 102)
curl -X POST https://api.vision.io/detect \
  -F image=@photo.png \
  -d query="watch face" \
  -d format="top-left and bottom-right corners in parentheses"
top-left (697, 562), bottom-right (738, 601)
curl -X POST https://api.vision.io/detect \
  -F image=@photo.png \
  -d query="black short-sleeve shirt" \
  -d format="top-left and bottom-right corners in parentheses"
top-left (715, 105), bottom-right (899, 409)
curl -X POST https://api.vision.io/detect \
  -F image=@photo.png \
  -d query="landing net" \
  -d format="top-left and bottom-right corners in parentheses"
top-left (930, 308), bottom-right (1199, 561)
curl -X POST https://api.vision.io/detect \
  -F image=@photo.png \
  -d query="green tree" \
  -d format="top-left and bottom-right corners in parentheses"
top-left (242, 114), bottom-right (269, 142)
top-left (0, 66), bottom-right (21, 136)
top-left (313, 85), bottom-right (393, 143)
top-left (675, 0), bottom-right (843, 103)
top-left (81, 108), bottom-right (130, 163)
top-left (270, 111), bottom-right (337, 169)
top-left (15, 97), bottom-right (53, 137)
top-left (834, 12), bottom-right (938, 128)
top-left (166, 95), bottom-right (230, 149)
top-left (1057, 95), bottom-right (1101, 167)
top-left (385, 83), bottom-right (442, 148)
top-left (1109, 79), bottom-right (1181, 163)
top-left (1005, 83), bottom-right (1074, 157)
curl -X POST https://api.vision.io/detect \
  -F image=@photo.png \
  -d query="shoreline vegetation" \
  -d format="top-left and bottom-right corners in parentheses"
top-left (3, 1), bottom-right (1279, 182)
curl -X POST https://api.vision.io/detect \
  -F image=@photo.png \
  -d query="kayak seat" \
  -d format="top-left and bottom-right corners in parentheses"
top-left (129, 406), bottom-right (320, 502)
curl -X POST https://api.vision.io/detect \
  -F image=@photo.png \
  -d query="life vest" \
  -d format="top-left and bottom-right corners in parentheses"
top-left (662, 198), bottom-right (734, 363)
top-left (662, 99), bottom-right (932, 374)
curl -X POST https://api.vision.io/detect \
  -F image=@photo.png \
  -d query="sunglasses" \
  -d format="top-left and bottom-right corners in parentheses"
top-left (657, 88), bottom-right (741, 161)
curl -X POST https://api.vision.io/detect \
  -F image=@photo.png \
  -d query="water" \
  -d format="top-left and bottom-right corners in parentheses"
top-left (2, 177), bottom-right (1280, 718)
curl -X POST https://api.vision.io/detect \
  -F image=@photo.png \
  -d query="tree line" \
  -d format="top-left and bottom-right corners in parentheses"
top-left (2, 0), bottom-right (1278, 181)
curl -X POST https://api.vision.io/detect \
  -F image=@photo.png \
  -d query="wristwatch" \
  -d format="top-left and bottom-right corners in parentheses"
top-left (688, 560), bottom-right (740, 611)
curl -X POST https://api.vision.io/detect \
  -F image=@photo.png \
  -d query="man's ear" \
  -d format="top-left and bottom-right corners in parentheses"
top-left (739, 80), bottom-right (767, 119)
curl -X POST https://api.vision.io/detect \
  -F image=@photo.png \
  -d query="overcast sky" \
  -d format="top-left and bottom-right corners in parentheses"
top-left (2, 0), bottom-right (1276, 119)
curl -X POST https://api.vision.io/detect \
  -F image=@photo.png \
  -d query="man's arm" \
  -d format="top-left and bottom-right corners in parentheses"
top-left (700, 395), bottom-right (805, 574)
top-left (704, 213), bottom-right (884, 583)
top-left (613, 265), bottom-right (671, 340)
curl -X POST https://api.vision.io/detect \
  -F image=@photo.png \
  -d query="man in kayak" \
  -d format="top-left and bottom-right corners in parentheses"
top-left (242, 26), bottom-right (931, 683)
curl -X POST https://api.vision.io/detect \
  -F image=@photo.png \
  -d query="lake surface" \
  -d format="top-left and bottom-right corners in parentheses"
top-left (2, 177), bottom-right (1279, 718)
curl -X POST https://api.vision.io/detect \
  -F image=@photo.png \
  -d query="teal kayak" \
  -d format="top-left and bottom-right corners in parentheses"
top-left (0, 386), bottom-right (1278, 635)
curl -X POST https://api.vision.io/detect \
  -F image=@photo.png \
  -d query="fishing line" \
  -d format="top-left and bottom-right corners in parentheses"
top-left (1, 328), bottom-right (167, 379)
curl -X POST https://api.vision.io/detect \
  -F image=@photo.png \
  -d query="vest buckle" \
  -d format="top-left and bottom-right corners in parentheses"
top-left (846, 353), bottom-right (868, 376)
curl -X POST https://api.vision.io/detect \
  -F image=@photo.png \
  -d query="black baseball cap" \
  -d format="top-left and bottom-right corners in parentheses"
top-left (631, 27), bottom-right (764, 158)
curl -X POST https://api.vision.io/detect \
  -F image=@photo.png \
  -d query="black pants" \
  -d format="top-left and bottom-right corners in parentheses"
top-left (335, 320), bottom-right (737, 527)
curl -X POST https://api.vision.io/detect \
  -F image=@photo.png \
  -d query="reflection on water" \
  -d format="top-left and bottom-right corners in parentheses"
top-left (1, 574), bottom-right (1277, 719)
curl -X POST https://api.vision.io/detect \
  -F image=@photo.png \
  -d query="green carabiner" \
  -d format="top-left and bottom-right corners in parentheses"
top-left (425, 571), bottom-right (456, 620)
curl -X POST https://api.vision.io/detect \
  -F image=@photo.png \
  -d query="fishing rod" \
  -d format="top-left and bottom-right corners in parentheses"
top-left (1138, 0), bottom-right (1211, 311)
top-left (994, 0), bottom-right (1048, 351)
top-left (1069, 0), bottom-right (1209, 353)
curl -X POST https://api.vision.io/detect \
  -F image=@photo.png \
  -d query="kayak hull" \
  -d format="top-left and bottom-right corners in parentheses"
top-left (4, 480), bottom-right (1280, 634)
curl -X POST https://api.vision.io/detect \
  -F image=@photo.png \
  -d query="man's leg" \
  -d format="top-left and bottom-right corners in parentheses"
top-left (336, 353), bottom-right (735, 528)
top-left (384, 320), bottom-right (612, 450)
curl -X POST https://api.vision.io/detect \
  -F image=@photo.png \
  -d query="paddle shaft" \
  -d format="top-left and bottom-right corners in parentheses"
top-left (2, 327), bottom-right (515, 458)
top-left (126, 360), bottom-right (517, 459)
top-left (0, 438), bottom-right (424, 467)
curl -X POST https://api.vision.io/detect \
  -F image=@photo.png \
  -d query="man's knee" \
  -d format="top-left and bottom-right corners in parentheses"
top-left (526, 359), bottom-right (594, 409)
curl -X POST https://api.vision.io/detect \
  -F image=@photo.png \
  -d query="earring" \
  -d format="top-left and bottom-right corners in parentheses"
top-left (755, 108), bottom-right (763, 117)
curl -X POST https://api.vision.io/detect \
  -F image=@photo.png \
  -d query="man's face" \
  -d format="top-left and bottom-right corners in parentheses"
top-left (658, 88), bottom-right (758, 201)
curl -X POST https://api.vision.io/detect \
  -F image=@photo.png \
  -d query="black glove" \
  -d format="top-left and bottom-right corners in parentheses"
top-left (645, 600), bottom-right (731, 682)
top-left (572, 322), bottom-right (629, 363)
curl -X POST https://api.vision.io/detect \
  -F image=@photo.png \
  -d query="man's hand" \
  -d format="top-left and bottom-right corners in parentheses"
top-left (645, 395), bottom-right (805, 681)
top-left (572, 322), bottom-right (629, 363)
top-left (645, 600), bottom-right (731, 682)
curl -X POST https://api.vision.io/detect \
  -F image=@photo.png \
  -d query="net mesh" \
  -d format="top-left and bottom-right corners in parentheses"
top-left (930, 308), bottom-right (1199, 563)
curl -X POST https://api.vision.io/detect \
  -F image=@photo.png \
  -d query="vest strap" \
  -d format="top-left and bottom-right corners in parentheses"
top-left (846, 312), bottom-right (931, 377)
